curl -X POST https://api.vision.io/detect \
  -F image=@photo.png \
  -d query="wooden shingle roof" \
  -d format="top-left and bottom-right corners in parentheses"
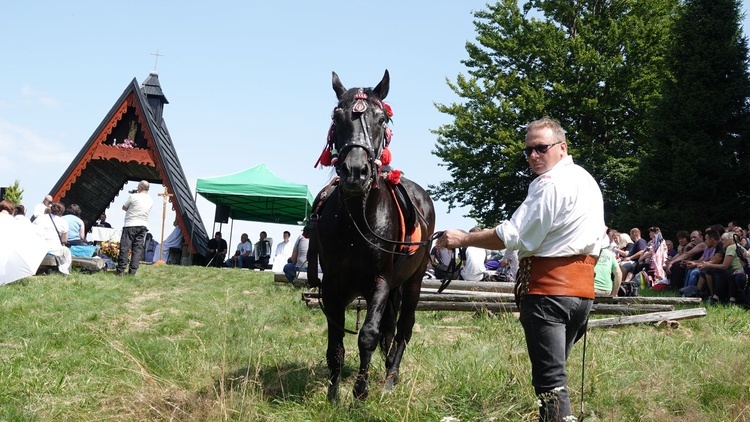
top-left (49, 72), bottom-right (209, 257)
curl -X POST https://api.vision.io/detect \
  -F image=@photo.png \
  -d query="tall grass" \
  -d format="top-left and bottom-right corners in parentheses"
top-left (0, 266), bottom-right (748, 421)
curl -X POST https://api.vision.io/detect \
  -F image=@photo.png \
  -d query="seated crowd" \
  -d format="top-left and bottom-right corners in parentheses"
top-left (423, 222), bottom-right (749, 306)
top-left (608, 222), bottom-right (750, 305)
top-left (2, 197), bottom-right (105, 276)
top-left (2, 194), bottom-right (167, 276)
top-left (207, 229), bottom-right (296, 271)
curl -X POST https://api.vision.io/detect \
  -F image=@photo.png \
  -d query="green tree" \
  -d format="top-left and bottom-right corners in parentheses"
top-left (431, 0), bottom-right (677, 227)
top-left (2, 180), bottom-right (24, 205)
top-left (636, 0), bottom-right (750, 234)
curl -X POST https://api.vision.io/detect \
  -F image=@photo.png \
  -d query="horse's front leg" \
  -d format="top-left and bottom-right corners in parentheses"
top-left (323, 291), bottom-right (346, 402)
top-left (385, 273), bottom-right (421, 390)
top-left (353, 276), bottom-right (390, 400)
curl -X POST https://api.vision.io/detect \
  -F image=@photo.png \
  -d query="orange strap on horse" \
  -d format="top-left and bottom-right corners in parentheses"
top-left (386, 182), bottom-right (421, 255)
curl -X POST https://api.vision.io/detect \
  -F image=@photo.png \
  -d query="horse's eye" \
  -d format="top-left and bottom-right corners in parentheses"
top-left (332, 107), bottom-right (346, 121)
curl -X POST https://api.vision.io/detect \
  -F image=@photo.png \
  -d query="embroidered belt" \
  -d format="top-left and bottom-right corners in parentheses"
top-left (513, 255), bottom-right (597, 306)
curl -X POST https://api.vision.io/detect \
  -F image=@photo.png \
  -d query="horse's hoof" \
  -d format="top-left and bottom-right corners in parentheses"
top-left (308, 276), bottom-right (321, 288)
top-left (353, 382), bottom-right (369, 400)
top-left (327, 386), bottom-right (340, 402)
top-left (384, 372), bottom-right (399, 391)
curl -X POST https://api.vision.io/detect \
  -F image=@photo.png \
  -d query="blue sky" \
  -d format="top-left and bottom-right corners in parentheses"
top-left (2, 1), bottom-right (749, 248)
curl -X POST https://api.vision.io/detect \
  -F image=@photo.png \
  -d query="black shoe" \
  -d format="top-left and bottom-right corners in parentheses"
top-left (709, 295), bottom-right (720, 305)
top-left (115, 271), bottom-right (125, 277)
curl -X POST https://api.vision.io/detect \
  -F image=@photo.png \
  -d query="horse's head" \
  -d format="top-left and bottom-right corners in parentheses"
top-left (328, 70), bottom-right (391, 195)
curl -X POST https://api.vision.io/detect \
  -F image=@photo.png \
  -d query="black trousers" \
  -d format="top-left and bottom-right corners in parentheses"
top-left (520, 295), bottom-right (592, 421)
top-left (117, 226), bottom-right (148, 275)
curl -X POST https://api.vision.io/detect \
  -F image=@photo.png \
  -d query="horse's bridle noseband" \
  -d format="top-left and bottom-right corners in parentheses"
top-left (335, 113), bottom-right (379, 183)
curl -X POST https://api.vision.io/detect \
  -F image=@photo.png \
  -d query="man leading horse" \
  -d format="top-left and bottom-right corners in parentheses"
top-left (437, 117), bottom-right (607, 421)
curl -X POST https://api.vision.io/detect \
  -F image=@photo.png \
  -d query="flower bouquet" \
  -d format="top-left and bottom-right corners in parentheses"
top-left (115, 138), bottom-right (136, 149)
top-left (100, 241), bottom-right (120, 260)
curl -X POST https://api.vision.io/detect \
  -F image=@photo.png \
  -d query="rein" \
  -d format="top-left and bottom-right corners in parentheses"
top-left (429, 230), bottom-right (464, 293)
top-left (341, 190), bottom-right (459, 292)
top-left (579, 323), bottom-right (588, 420)
top-left (314, 285), bottom-right (361, 335)
top-left (341, 187), bottom-right (431, 257)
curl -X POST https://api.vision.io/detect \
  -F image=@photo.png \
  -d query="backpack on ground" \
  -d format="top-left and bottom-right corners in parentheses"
top-left (618, 280), bottom-right (638, 297)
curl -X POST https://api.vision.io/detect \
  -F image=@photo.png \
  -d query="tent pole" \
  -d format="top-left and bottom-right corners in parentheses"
top-left (189, 190), bottom-right (198, 266)
top-left (228, 218), bottom-right (234, 256)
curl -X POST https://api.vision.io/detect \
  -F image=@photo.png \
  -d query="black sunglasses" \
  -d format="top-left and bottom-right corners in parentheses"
top-left (522, 140), bottom-right (563, 158)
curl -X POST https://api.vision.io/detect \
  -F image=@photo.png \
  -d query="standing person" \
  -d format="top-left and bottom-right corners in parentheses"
top-left (206, 232), bottom-right (228, 267)
top-left (116, 181), bottom-right (153, 276)
top-left (436, 117), bottom-right (606, 421)
top-left (31, 195), bottom-right (53, 222)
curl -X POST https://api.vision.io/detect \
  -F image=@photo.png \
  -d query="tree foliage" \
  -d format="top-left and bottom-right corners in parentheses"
top-left (2, 180), bottom-right (24, 205)
top-left (635, 0), bottom-right (750, 234)
top-left (431, 0), bottom-right (678, 227)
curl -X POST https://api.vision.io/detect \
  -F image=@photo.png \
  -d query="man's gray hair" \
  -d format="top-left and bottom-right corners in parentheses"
top-left (526, 116), bottom-right (566, 143)
top-left (138, 180), bottom-right (150, 191)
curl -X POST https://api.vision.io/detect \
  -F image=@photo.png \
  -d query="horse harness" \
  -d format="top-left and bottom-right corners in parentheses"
top-left (309, 176), bottom-right (425, 257)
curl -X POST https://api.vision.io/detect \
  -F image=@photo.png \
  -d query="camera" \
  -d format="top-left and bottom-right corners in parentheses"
top-left (128, 189), bottom-right (138, 194)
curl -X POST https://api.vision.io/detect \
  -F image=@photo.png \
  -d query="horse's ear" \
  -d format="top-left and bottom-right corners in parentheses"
top-left (373, 70), bottom-right (390, 100)
top-left (332, 72), bottom-right (347, 100)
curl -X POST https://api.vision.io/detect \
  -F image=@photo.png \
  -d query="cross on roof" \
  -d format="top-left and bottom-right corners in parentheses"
top-left (151, 49), bottom-right (164, 71)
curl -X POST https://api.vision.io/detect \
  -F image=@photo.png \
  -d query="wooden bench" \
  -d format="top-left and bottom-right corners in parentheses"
top-left (37, 255), bottom-right (106, 274)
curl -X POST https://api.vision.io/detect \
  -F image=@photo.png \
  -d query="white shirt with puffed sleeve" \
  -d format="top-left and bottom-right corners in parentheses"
top-left (495, 155), bottom-right (607, 259)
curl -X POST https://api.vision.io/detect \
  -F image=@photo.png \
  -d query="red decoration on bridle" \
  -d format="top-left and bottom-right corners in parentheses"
top-left (315, 93), bottom-right (400, 182)
top-left (352, 89), bottom-right (368, 113)
top-left (314, 123), bottom-right (337, 168)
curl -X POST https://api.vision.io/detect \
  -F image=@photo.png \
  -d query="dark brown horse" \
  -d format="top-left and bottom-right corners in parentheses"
top-left (307, 70), bottom-right (436, 401)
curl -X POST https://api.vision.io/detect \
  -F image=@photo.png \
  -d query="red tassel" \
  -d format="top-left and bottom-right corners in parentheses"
top-left (317, 149), bottom-right (332, 167)
top-left (380, 147), bottom-right (392, 166)
top-left (386, 169), bottom-right (402, 185)
top-left (383, 103), bottom-right (393, 118)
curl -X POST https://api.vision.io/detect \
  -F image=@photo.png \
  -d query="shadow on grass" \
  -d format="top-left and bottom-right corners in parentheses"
top-left (215, 362), bottom-right (356, 402)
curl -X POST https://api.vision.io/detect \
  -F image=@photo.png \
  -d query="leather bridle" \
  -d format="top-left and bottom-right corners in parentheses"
top-left (330, 89), bottom-right (386, 191)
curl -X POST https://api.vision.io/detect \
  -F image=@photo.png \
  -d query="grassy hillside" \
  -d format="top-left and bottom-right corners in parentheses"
top-left (0, 266), bottom-right (748, 421)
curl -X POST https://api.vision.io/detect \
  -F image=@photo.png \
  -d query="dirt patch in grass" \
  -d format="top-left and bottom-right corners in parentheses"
top-left (101, 385), bottom-right (223, 421)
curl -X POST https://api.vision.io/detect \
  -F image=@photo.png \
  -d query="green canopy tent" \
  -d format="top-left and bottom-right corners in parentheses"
top-left (195, 163), bottom-right (314, 226)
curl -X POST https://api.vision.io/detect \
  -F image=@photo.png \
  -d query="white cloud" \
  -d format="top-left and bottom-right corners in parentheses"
top-left (20, 85), bottom-right (62, 109)
top-left (0, 120), bottom-right (74, 172)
